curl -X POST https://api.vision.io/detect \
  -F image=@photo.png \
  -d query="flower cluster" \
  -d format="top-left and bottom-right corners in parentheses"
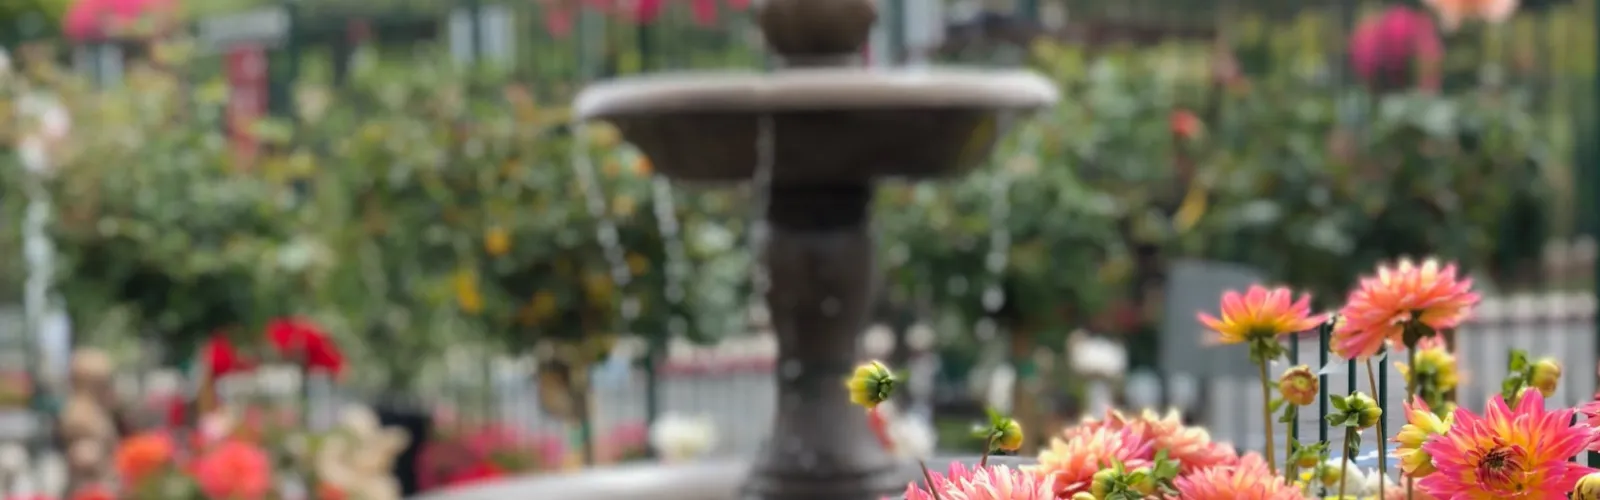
top-left (415, 422), bottom-right (567, 491)
top-left (95, 415), bottom-right (280, 500)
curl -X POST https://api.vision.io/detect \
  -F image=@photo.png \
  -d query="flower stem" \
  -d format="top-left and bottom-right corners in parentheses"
top-left (1337, 430), bottom-right (1354, 500)
top-left (1365, 358), bottom-right (1387, 495)
top-left (1284, 440), bottom-right (1298, 483)
top-left (919, 459), bottom-right (944, 500)
top-left (1258, 361), bottom-right (1277, 474)
top-left (1406, 347), bottom-right (1418, 500)
top-left (980, 435), bottom-right (996, 468)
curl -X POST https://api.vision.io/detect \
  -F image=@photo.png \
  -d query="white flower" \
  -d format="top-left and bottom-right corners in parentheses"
top-left (1069, 331), bottom-right (1127, 377)
top-left (885, 413), bottom-right (936, 460)
top-left (649, 413), bottom-right (717, 463)
top-left (198, 409), bottom-right (238, 442)
top-left (338, 404), bottom-right (382, 433)
top-left (1357, 466), bottom-right (1395, 496)
top-left (0, 443), bottom-right (29, 472)
top-left (38, 102), bottom-right (69, 139)
top-left (1307, 459), bottom-right (1366, 497)
top-left (18, 135), bottom-right (48, 173)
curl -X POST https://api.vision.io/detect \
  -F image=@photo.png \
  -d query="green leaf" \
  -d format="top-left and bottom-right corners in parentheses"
top-left (1329, 395), bottom-right (1349, 412)
top-left (1508, 349), bottom-right (1529, 373)
top-left (1277, 405), bottom-right (1298, 424)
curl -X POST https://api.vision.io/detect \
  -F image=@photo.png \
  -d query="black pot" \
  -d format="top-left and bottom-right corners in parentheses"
top-left (374, 400), bottom-right (432, 496)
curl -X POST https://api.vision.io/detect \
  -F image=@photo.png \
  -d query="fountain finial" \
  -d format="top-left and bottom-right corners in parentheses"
top-left (757, 0), bottom-right (877, 63)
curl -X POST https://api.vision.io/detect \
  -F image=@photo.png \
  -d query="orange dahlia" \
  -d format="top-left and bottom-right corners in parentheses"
top-left (1172, 452), bottom-right (1305, 500)
top-left (1423, 0), bottom-right (1517, 30)
top-left (905, 463), bottom-right (1055, 500)
top-left (1197, 285), bottom-right (1324, 347)
top-left (1333, 258), bottom-right (1479, 360)
top-left (1418, 391), bottom-right (1597, 499)
top-left (1033, 426), bottom-right (1153, 497)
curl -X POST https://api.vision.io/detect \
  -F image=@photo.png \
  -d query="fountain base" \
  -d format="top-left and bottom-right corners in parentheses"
top-left (414, 456), bottom-right (1038, 500)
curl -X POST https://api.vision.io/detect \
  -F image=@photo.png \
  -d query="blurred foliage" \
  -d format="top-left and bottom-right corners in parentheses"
top-left (258, 52), bottom-right (749, 388)
top-left (0, 0), bottom-right (1572, 390)
top-left (7, 46), bottom-right (319, 362)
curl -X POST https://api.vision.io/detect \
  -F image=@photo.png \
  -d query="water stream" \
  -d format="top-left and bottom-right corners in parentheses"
top-left (570, 123), bottom-right (640, 322)
top-left (747, 115), bottom-right (778, 324)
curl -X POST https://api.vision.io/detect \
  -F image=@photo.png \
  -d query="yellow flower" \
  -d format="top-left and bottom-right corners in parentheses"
top-left (582, 273), bottom-right (614, 303)
top-left (1392, 396), bottom-right (1451, 477)
top-left (626, 253), bottom-right (650, 276)
top-left (1278, 365), bottom-right (1319, 406)
top-left (632, 155), bottom-right (653, 175)
top-left (453, 270), bottom-right (483, 314)
top-left (530, 291), bottom-right (558, 321)
top-left (612, 195), bottom-right (636, 217)
top-left (845, 360), bottom-right (895, 409)
top-left (1395, 337), bottom-right (1460, 395)
top-left (1530, 357), bottom-right (1561, 397)
top-left (1574, 472), bottom-right (1600, 500)
top-left (587, 123), bottom-right (621, 149)
top-left (484, 226), bottom-right (511, 256)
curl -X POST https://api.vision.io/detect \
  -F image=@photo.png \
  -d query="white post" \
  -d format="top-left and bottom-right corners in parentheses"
top-left (903, 0), bottom-right (945, 67)
top-left (17, 95), bottom-right (70, 390)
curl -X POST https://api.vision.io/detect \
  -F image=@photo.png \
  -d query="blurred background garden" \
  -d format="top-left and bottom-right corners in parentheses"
top-left (0, 0), bottom-right (1598, 498)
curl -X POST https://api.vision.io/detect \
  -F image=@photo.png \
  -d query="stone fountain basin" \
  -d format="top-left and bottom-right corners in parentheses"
top-left (412, 456), bottom-right (1038, 500)
top-left (574, 68), bottom-right (1058, 183)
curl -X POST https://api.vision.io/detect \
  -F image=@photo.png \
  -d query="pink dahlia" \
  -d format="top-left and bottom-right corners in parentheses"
top-left (1034, 427), bottom-right (1153, 497)
top-left (1067, 408), bottom-right (1238, 473)
top-left (1418, 391), bottom-right (1597, 499)
top-left (904, 463), bottom-right (1054, 500)
top-left (1173, 452), bottom-right (1305, 500)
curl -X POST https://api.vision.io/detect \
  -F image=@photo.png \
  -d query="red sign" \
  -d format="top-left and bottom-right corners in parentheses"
top-left (225, 45), bottom-right (268, 168)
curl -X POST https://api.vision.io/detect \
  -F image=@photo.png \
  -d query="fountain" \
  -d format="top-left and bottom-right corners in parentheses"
top-left (421, 0), bottom-right (1056, 498)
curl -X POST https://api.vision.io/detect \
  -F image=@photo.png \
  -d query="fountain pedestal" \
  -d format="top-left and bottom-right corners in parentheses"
top-left (744, 184), bottom-right (902, 499)
top-left (420, 0), bottom-right (1056, 498)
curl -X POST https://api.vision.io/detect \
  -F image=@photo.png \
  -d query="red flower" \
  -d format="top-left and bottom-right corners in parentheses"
top-left (69, 486), bottom-right (115, 500)
top-left (445, 462), bottom-right (505, 487)
top-left (866, 407), bottom-right (895, 452)
top-left (1169, 109), bottom-right (1203, 140)
top-left (690, 0), bottom-right (718, 26)
top-left (62, 0), bottom-right (177, 41)
top-left (202, 337), bottom-right (256, 377)
top-left (1349, 6), bottom-right (1444, 92)
top-left (266, 318), bottom-right (344, 376)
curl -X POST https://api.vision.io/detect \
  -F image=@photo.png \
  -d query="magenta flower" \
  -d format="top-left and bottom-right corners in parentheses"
top-left (1349, 6), bottom-right (1444, 92)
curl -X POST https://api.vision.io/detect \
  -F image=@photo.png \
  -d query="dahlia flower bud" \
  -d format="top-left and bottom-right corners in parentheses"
top-left (1348, 393), bottom-right (1383, 430)
top-left (1330, 392), bottom-right (1382, 430)
top-left (1574, 471), bottom-right (1600, 500)
top-left (846, 360), bottom-right (896, 409)
top-left (974, 409), bottom-right (1024, 453)
top-left (993, 417), bottom-right (1023, 452)
top-left (1531, 357), bottom-right (1561, 397)
top-left (1278, 365), bottom-right (1319, 406)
